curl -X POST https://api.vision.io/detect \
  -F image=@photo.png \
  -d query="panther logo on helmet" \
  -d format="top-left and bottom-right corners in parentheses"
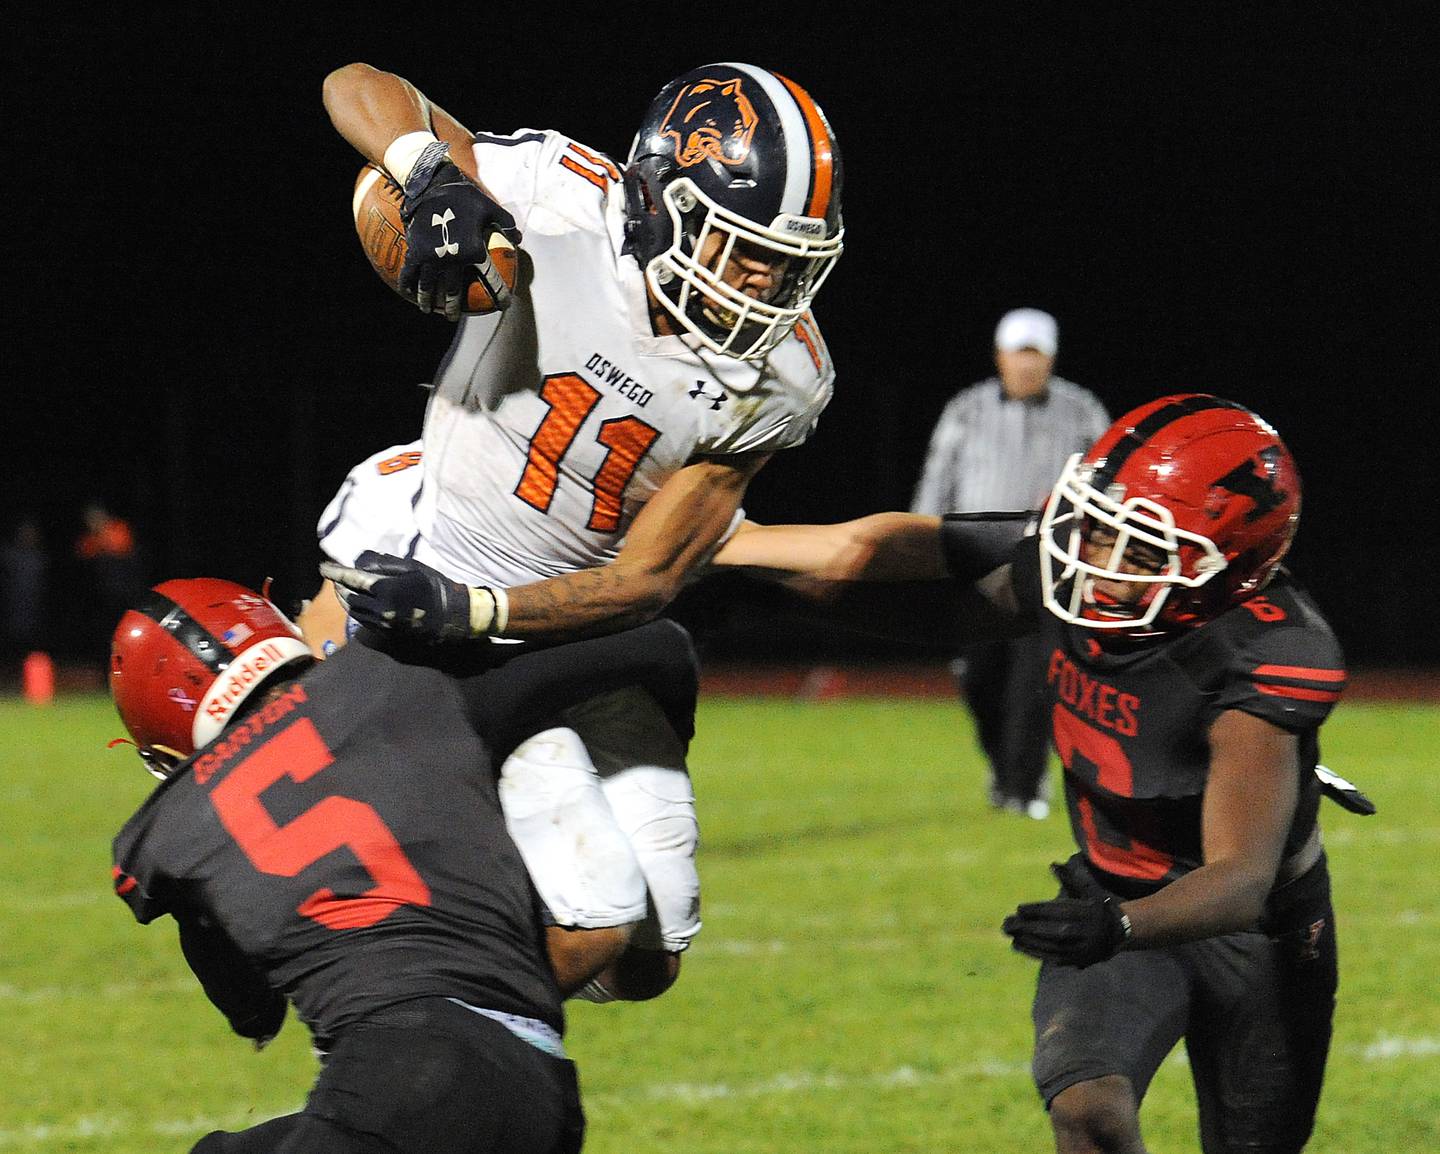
top-left (659, 78), bottom-right (759, 168)
top-left (625, 63), bottom-right (844, 361)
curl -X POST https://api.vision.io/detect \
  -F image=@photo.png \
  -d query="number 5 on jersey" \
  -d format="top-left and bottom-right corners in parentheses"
top-left (209, 719), bottom-right (432, 930)
top-left (515, 372), bottom-right (661, 533)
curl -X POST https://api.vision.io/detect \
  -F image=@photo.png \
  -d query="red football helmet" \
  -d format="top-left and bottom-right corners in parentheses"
top-left (110, 578), bottom-right (312, 777)
top-left (1038, 394), bottom-right (1301, 633)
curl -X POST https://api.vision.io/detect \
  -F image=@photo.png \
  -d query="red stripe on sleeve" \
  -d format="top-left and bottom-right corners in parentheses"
top-left (1252, 664), bottom-right (1346, 683)
top-left (1254, 683), bottom-right (1343, 703)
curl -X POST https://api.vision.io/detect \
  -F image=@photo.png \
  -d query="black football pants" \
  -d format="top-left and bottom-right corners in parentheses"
top-left (1030, 856), bottom-right (1337, 1153)
top-left (191, 998), bottom-right (584, 1154)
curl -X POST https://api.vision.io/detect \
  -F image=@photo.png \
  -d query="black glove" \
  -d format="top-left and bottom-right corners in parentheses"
top-left (1315, 764), bottom-right (1377, 816)
top-left (177, 913), bottom-right (287, 1050)
top-left (1001, 856), bottom-right (1132, 967)
top-left (233, 994), bottom-right (288, 1052)
top-left (320, 551), bottom-right (482, 644)
top-left (399, 142), bottom-right (521, 320)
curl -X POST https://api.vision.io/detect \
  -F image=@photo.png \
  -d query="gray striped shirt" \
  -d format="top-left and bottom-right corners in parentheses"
top-left (911, 376), bottom-right (1111, 514)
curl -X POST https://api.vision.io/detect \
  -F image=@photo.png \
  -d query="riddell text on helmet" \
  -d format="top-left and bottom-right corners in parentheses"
top-left (193, 683), bottom-right (309, 785)
top-left (205, 642), bottom-right (292, 723)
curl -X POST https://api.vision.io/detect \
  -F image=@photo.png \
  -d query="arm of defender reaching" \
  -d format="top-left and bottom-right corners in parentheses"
top-left (706, 511), bottom-right (1032, 647)
top-left (710, 511), bottom-right (1032, 596)
top-left (712, 513), bottom-right (950, 583)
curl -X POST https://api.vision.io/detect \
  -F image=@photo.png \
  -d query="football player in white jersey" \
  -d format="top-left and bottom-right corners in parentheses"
top-left (299, 440), bottom-right (748, 1001)
top-left (316, 62), bottom-right (844, 999)
top-left (301, 443), bottom-right (655, 1001)
top-left (301, 441), bottom-right (424, 655)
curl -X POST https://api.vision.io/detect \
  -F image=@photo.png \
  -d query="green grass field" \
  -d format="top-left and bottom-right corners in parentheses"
top-left (2, 693), bottom-right (1436, 1151)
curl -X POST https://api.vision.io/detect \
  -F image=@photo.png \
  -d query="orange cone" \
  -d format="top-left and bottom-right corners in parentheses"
top-left (22, 651), bottom-right (55, 705)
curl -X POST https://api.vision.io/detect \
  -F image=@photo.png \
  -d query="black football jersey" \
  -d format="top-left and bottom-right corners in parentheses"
top-left (112, 620), bottom-right (699, 1046)
top-left (938, 524), bottom-right (1347, 894)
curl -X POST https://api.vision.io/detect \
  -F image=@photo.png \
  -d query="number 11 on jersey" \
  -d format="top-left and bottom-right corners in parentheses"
top-left (515, 372), bottom-right (661, 533)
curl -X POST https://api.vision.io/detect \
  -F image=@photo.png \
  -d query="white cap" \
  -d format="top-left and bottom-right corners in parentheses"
top-left (994, 308), bottom-right (1058, 356)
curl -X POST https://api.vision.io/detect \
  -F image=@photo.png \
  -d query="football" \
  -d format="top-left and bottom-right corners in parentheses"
top-left (351, 163), bottom-right (518, 313)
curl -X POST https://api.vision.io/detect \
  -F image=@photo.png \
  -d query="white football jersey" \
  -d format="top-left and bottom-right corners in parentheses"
top-left (317, 436), bottom-right (746, 577)
top-left (413, 129), bottom-right (835, 587)
top-left (316, 441), bottom-right (425, 566)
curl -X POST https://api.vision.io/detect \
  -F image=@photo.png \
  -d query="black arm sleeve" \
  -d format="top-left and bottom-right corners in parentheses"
top-left (673, 570), bottom-right (1026, 652)
top-left (459, 619), bottom-right (701, 757)
top-left (176, 913), bottom-right (287, 1042)
top-left (938, 512), bottom-right (1034, 583)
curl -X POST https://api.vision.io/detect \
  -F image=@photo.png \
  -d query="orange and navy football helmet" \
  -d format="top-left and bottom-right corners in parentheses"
top-left (110, 578), bottom-right (312, 777)
top-left (623, 63), bottom-right (844, 361)
top-left (1038, 394), bottom-right (1301, 633)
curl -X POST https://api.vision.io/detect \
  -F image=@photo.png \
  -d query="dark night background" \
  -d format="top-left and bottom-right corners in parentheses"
top-left (10, 6), bottom-right (1439, 669)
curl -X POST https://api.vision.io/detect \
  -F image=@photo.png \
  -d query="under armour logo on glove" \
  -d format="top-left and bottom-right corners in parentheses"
top-left (321, 552), bottom-right (506, 643)
top-left (432, 208), bottom-right (460, 257)
top-left (398, 146), bottom-right (522, 321)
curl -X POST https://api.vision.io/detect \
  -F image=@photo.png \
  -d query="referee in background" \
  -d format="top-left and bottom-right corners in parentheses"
top-left (911, 308), bottom-right (1110, 818)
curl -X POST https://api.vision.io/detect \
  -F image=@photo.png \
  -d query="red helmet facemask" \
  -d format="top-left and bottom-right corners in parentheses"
top-left (109, 578), bottom-right (312, 777)
top-left (1039, 394), bottom-right (1301, 635)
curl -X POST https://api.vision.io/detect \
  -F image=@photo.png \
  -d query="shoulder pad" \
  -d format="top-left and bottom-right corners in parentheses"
top-left (515, 132), bottom-right (623, 230)
top-left (1208, 584), bottom-right (1346, 731)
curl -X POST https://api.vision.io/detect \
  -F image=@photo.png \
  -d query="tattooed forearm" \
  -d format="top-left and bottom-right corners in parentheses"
top-left (492, 454), bottom-right (764, 640)
top-left (503, 564), bottom-right (673, 640)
